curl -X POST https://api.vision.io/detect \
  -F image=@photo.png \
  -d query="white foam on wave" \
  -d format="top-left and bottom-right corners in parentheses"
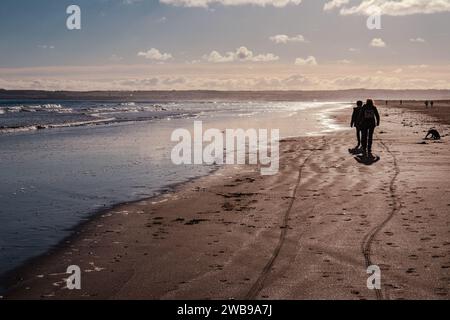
top-left (6, 106), bottom-right (23, 113)
top-left (85, 104), bottom-right (164, 115)
top-left (0, 125), bottom-right (41, 134)
top-left (0, 117), bottom-right (116, 134)
top-left (3, 104), bottom-right (73, 114)
top-left (47, 117), bottom-right (116, 129)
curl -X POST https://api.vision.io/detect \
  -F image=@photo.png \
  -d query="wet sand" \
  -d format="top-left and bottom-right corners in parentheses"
top-left (3, 103), bottom-right (450, 300)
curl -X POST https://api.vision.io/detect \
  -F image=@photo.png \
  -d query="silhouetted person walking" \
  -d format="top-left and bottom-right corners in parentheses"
top-left (358, 99), bottom-right (380, 158)
top-left (425, 100), bottom-right (429, 108)
top-left (350, 100), bottom-right (363, 150)
top-left (431, 101), bottom-right (434, 108)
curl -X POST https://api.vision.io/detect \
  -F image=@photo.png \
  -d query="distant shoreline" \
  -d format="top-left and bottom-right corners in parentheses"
top-left (2, 89), bottom-right (450, 102)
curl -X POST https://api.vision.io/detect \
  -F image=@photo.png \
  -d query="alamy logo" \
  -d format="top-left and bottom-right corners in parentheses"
top-left (66, 5), bottom-right (81, 30)
top-left (171, 121), bottom-right (279, 175)
top-left (366, 265), bottom-right (381, 290)
top-left (66, 265), bottom-right (81, 290)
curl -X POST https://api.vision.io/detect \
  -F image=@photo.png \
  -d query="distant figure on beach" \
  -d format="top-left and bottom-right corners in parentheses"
top-left (350, 101), bottom-right (363, 151)
top-left (400, 100), bottom-right (403, 105)
top-left (425, 100), bottom-right (429, 108)
top-left (425, 128), bottom-right (441, 140)
top-left (358, 99), bottom-right (380, 158)
top-left (385, 100), bottom-right (388, 106)
top-left (431, 101), bottom-right (434, 108)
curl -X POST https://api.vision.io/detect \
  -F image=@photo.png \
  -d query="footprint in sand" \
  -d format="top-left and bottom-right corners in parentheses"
top-left (406, 268), bottom-right (416, 274)
top-left (434, 288), bottom-right (448, 297)
top-left (350, 290), bottom-right (360, 296)
top-left (185, 219), bottom-right (209, 225)
top-left (222, 202), bottom-right (234, 211)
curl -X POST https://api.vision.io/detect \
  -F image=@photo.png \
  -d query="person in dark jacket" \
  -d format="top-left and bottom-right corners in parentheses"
top-left (350, 101), bottom-right (363, 150)
top-left (358, 99), bottom-right (380, 158)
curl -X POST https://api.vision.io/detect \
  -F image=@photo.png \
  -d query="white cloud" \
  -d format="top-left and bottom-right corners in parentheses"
top-left (2, 64), bottom-right (450, 91)
top-left (410, 37), bottom-right (426, 43)
top-left (162, 77), bottom-right (187, 85)
top-left (294, 56), bottom-right (318, 66)
top-left (137, 48), bottom-right (173, 61)
top-left (38, 45), bottom-right (55, 49)
top-left (123, 0), bottom-right (143, 4)
top-left (203, 46), bottom-right (279, 63)
top-left (370, 38), bottom-right (386, 47)
top-left (3, 73), bottom-right (448, 91)
top-left (323, 0), bottom-right (349, 11)
top-left (186, 59), bottom-right (202, 64)
top-left (160, 0), bottom-right (303, 8)
top-left (329, 0), bottom-right (450, 16)
top-left (109, 54), bottom-right (123, 62)
top-left (156, 16), bottom-right (167, 23)
top-left (328, 75), bottom-right (444, 89)
top-left (118, 78), bottom-right (160, 87)
top-left (270, 34), bottom-right (307, 44)
top-left (251, 53), bottom-right (280, 62)
top-left (204, 50), bottom-right (235, 63)
top-left (280, 74), bottom-right (316, 87)
top-left (408, 64), bottom-right (429, 69)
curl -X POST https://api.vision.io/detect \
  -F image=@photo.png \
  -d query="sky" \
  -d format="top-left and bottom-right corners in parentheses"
top-left (0, 0), bottom-right (450, 91)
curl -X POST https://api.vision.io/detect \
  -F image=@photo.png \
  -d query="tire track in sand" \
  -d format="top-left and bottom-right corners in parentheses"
top-left (360, 140), bottom-right (401, 300)
top-left (245, 138), bottom-right (327, 300)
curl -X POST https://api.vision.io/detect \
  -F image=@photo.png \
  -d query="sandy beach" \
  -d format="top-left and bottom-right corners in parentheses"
top-left (3, 102), bottom-right (449, 300)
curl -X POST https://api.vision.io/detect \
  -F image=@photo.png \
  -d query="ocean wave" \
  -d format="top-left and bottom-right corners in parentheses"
top-left (0, 102), bottom-right (191, 134)
top-left (2, 104), bottom-right (73, 114)
top-left (0, 102), bottom-right (168, 117)
top-left (83, 103), bottom-right (167, 115)
top-left (0, 117), bottom-right (117, 134)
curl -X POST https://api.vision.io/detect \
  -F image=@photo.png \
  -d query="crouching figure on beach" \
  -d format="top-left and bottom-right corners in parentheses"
top-left (358, 99), bottom-right (380, 158)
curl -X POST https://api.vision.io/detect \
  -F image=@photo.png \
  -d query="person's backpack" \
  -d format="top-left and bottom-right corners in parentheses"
top-left (364, 107), bottom-right (375, 120)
